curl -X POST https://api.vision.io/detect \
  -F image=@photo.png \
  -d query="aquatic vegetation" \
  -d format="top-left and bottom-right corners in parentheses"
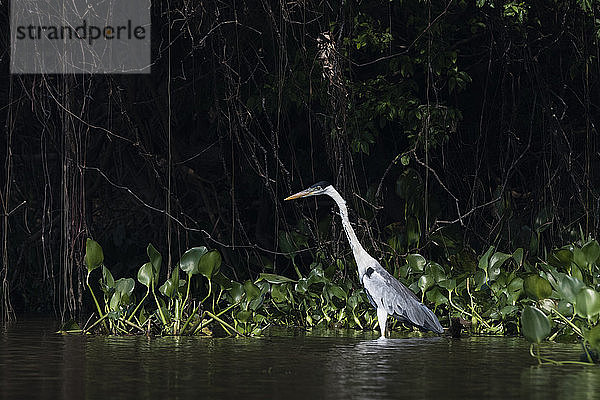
top-left (67, 236), bottom-right (600, 366)
top-left (517, 239), bottom-right (600, 364)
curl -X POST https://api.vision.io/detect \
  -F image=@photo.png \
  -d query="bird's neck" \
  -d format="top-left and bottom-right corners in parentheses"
top-left (327, 188), bottom-right (370, 275)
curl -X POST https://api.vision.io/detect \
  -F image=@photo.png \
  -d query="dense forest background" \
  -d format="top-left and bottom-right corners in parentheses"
top-left (1, 0), bottom-right (599, 322)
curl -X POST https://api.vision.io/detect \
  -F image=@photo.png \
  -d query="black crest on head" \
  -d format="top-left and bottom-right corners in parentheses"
top-left (310, 181), bottom-right (330, 189)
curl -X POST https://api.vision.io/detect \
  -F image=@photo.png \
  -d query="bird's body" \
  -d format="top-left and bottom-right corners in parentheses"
top-left (285, 181), bottom-right (443, 338)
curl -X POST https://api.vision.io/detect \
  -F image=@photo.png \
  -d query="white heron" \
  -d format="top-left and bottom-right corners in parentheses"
top-left (285, 181), bottom-right (444, 338)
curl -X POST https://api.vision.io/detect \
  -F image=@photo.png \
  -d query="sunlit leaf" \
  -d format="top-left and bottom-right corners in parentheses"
top-left (179, 246), bottom-right (208, 276)
top-left (307, 267), bottom-right (327, 286)
top-left (418, 275), bottom-right (433, 293)
top-left (557, 299), bottom-right (573, 317)
top-left (102, 265), bottom-right (114, 286)
top-left (85, 238), bottom-right (104, 273)
top-left (556, 273), bottom-right (585, 303)
top-left (110, 292), bottom-right (121, 311)
top-left (295, 278), bottom-right (309, 294)
top-left (115, 278), bottom-right (135, 304)
top-left (488, 252), bottom-right (511, 280)
top-left (259, 273), bottom-right (296, 284)
top-left (521, 306), bottom-right (551, 343)
top-left (406, 254), bottom-right (426, 272)
top-left (478, 246), bottom-right (495, 270)
top-left (147, 243), bottom-right (162, 278)
top-left (569, 263), bottom-right (584, 282)
top-left (159, 268), bottom-right (181, 299)
top-left (138, 262), bottom-right (153, 288)
top-left (243, 280), bottom-right (261, 300)
top-left (575, 287), bottom-right (600, 319)
top-left (500, 305), bottom-right (518, 318)
top-left (228, 281), bottom-right (244, 303)
top-left (573, 248), bottom-right (587, 270)
top-left (198, 250), bottom-right (221, 279)
top-left (582, 240), bottom-right (600, 266)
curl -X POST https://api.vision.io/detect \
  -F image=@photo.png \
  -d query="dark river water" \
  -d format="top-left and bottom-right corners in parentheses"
top-left (1, 317), bottom-right (599, 399)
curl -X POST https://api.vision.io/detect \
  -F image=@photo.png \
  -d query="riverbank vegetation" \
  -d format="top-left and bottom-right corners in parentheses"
top-left (59, 236), bottom-right (600, 364)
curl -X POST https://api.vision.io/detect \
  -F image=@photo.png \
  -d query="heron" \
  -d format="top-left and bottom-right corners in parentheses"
top-left (285, 181), bottom-right (444, 338)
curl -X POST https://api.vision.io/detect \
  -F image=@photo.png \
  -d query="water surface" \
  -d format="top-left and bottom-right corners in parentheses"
top-left (1, 317), bottom-right (598, 399)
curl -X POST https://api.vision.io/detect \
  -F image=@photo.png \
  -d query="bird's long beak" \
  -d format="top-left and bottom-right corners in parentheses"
top-left (284, 188), bottom-right (314, 201)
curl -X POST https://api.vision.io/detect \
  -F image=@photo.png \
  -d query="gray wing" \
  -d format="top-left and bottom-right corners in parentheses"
top-left (361, 262), bottom-right (443, 334)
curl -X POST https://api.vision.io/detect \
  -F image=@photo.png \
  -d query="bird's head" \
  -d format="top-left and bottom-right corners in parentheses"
top-left (284, 181), bottom-right (332, 201)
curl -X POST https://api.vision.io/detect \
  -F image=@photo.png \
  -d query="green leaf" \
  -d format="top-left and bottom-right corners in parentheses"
top-left (406, 254), bottom-right (427, 272)
top-left (85, 238), bottom-right (104, 273)
top-left (512, 248), bottom-right (524, 266)
top-left (138, 262), bottom-right (153, 288)
top-left (523, 275), bottom-right (552, 300)
top-left (243, 280), bottom-right (261, 300)
top-left (489, 252), bottom-right (512, 279)
top-left (271, 284), bottom-right (289, 303)
top-left (147, 243), bottom-right (162, 278)
top-left (102, 266), bottom-right (115, 289)
top-left (582, 240), bottom-right (600, 265)
top-left (179, 247), bottom-right (208, 276)
top-left (307, 267), bottom-right (327, 286)
top-left (99, 266), bottom-right (115, 298)
top-left (478, 246), bottom-right (495, 270)
top-left (557, 299), bottom-right (573, 317)
top-left (198, 250), bottom-right (221, 279)
top-left (425, 262), bottom-right (446, 283)
top-left (259, 273), bottom-right (296, 284)
top-left (328, 285), bottom-right (347, 300)
top-left (584, 324), bottom-right (600, 353)
top-left (550, 248), bottom-right (573, 268)
top-left (295, 278), bottom-right (309, 294)
top-left (159, 268), bottom-right (181, 299)
top-left (418, 275), bottom-right (433, 293)
top-left (110, 292), bottom-right (121, 311)
top-left (575, 287), bottom-right (600, 319)
top-left (521, 306), bottom-right (551, 343)
top-left (556, 273), bottom-right (585, 303)
top-left (236, 310), bottom-right (253, 323)
top-left (500, 305), bottom-right (519, 318)
top-left (228, 281), bottom-right (244, 303)
top-left (212, 272), bottom-right (233, 290)
top-left (570, 263), bottom-right (584, 282)
top-left (437, 279), bottom-right (456, 291)
top-left (425, 287), bottom-right (448, 305)
top-left (115, 278), bottom-right (135, 303)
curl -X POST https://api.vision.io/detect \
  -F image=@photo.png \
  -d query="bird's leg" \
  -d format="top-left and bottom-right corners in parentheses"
top-left (377, 307), bottom-right (388, 339)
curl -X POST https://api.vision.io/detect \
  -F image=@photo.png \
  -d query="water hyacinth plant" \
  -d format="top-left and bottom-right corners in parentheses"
top-left (66, 237), bottom-right (600, 365)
